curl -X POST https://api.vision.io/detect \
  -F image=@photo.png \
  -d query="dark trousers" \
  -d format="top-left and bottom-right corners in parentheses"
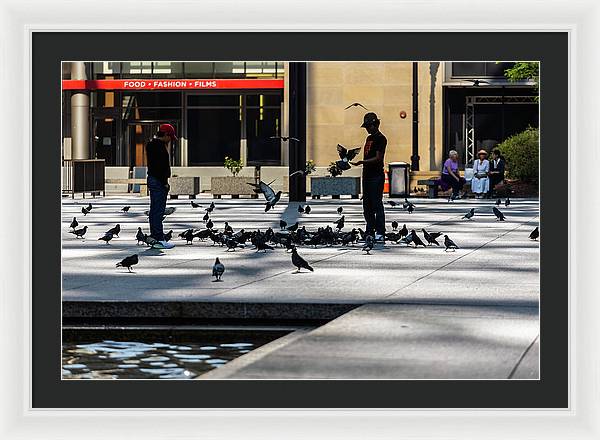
top-left (362, 175), bottom-right (386, 236)
top-left (441, 173), bottom-right (464, 196)
top-left (147, 175), bottom-right (168, 241)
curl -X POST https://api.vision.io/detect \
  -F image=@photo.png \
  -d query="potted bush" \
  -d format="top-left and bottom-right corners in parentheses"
top-left (211, 156), bottom-right (256, 198)
top-left (310, 162), bottom-right (361, 199)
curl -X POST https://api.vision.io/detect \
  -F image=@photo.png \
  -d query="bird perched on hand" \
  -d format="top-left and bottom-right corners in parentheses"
top-left (279, 219), bottom-right (287, 230)
top-left (191, 200), bottom-right (201, 208)
top-left (304, 205), bottom-right (311, 215)
top-left (136, 227), bottom-right (145, 245)
top-left (255, 180), bottom-right (282, 213)
top-left (529, 226), bottom-right (539, 241)
top-left (291, 247), bottom-right (314, 273)
top-left (334, 215), bottom-right (345, 231)
top-left (69, 217), bottom-right (78, 230)
top-left (335, 144), bottom-right (361, 172)
top-left (121, 206), bottom-right (130, 213)
top-left (98, 232), bottom-right (114, 244)
top-left (399, 224), bottom-right (408, 238)
top-left (422, 229), bottom-right (442, 246)
top-left (212, 257), bottom-right (225, 281)
top-left (287, 222), bottom-right (299, 232)
top-left (391, 220), bottom-right (399, 231)
top-left (337, 206), bottom-right (343, 215)
top-left (387, 200), bottom-right (398, 208)
top-left (105, 224), bottom-right (121, 237)
top-left (496, 199), bottom-right (501, 206)
top-left (463, 208), bottom-right (475, 220)
top-left (492, 207), bottom-right (506, 221)
top-left (70, 225), bottom-right (88, 239)
top-left (362, 235), bottom-right (374, 254)
top-left (344, 102), bottom-right (369, 110)
top-left (505, 197), bottom-right (511, 207)
top-left (444, 235), bottom-right (459, 251)
top-left (270, 135), bottom-right (300, 143)
top-left (116, 254), bottom-right (138, 273)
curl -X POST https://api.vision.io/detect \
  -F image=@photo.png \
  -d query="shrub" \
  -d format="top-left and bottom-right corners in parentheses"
top-left (223, 156), bottom-right (243, 176)
top-left (305, 160), bottom-right (316, 176)
top-left (327, 162), bottom-right (342, 177)
top-left (497, 126), bottom-right (539, 182)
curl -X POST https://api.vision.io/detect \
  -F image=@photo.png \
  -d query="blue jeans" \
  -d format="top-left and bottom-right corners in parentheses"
top-left (362, 175), bottom-right (386, 236)
top-left (147, 175), bottom-right (168, 241)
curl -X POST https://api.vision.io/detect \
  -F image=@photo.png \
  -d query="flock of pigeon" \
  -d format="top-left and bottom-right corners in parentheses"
top-left (67, 185), bottom-right (539, 281)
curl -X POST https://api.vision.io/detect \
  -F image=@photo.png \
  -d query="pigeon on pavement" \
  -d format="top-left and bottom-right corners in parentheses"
top-left (69, 217), bottom-right (78, 230)
top-left (410, 230), bottom-right (427, 247)
top-left (191, 200), bottom-right (201, 208)
top-left (105, 224), bottom-right (120, 237)
top-left (362, 235), bottom-right (374, 254)
top-left (121, 206), bottom-right (130, 213)
top-left (136, 227), bottom-right (145, 245)
top-left (463, 208), bottom-right (475, 220)
top-left (444, 235), bottom-right (459, 252)
top-left (98, 232), bottom-right (114, 244)
top-left (304, 205), bottom-right (311, 215)
top-left (279, 219), bottom-right (287, 230)
top-left (387, 200), bottom-right (398, 208)
top-left (164, 230), bottom-right (173, 242)
top-left (407, 204), bottom-right (414, 214)
top-left (81, 206), bottom-right (90, 216)
top-left (298, 205), bottom-right (305, 213)
top-left (203, 212), bottom-right (210, 222)
top-left (337, 206), bottom-right (343, 215)
top-left (496, 199), bottom-right (501, 206)
top-left (422, 229), bottom-right (441, 246)
top-left (180, 229), bottom-right (195, 244)
top-left (334, 215), bottom-right (345, 231)
top-left (287, 222), bottom-right (299, 232)
top-left (291, 247), bottom-right (314, 273)
top-left (492, 207), bottom-right (506, 221)
top-left (212, 258), bottom-right (225, 281)
top-left (529, 226), bottom-right (539, 240)
top-left (116, 254), bottom-right (138, 272)
top-left (505, 198), bottom-right (511, 207)
top-left (70, 226), bottom-right (88, 239)
top-left (399, 224), bottom-right (408, 238)
top-left (391, 221), bottom-right (398, 231)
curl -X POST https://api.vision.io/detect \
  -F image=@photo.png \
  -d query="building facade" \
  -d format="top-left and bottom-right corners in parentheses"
top-left (62, 61), bottom-right (538, 174)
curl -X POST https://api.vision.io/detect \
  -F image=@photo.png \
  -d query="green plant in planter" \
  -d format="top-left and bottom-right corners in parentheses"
top-left (497, 126), bottom-right (539, 182)
top-left (223, 156), bottom-right (243, 177)
top-left (305, 160), bottom-right (316, 176)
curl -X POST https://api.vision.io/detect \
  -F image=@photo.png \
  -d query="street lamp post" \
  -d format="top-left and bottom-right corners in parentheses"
top-left (411, 62), bottom-right (420, 171)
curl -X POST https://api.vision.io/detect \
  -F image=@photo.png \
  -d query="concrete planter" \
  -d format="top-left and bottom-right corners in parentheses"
top-left (211, 176), bottom-right (257, 198)
top-left (168, 176), bottom-right (201, 199)
top-left (310, 176), bottom-right (361, 199)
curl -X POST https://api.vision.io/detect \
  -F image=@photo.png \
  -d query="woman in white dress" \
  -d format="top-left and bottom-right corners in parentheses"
top-left (471, 149), bottom-right (490, 198)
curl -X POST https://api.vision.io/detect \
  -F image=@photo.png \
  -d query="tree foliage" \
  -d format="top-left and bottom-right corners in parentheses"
top-left (504, 62), bottom-right (539, 98)
top-left (497, 126), bottom-right (539, 182)
top-left (223, 156), bottom-right (243, 176)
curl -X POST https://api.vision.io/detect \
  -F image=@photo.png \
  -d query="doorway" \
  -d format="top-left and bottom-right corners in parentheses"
top-left (125, 121), bottom-right (180, 167)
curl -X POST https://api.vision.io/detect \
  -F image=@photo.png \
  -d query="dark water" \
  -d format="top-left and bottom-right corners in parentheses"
top-left (62, 331), bottom-right (284, 379)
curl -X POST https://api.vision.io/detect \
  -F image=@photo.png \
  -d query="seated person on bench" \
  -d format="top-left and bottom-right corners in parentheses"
top-left (488, 148), bottom-right (506, 197)
top-left (439, 150), bottom-right (465, 200)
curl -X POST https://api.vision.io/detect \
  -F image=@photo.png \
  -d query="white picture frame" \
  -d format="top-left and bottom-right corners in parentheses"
top-left (0, 0), bottom-right (596, 438)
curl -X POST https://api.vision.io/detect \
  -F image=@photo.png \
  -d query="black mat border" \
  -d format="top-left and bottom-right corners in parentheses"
top-left (34, 32), bottom-right (567, 408)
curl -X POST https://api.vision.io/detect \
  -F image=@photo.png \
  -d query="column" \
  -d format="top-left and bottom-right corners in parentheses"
top-left (70, 62), bottom-right (90, 159)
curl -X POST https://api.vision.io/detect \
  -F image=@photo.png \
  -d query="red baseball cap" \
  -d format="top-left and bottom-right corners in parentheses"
top-left (159, 123), bottom-right (178, 141)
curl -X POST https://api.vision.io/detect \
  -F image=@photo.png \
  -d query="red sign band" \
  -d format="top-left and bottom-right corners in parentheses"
top-left (62, 78), bottom-right (284, 90)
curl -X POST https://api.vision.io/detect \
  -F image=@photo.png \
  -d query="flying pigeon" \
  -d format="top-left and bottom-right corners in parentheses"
top-left (116, 254), bottom-right (138, 273)
top-left (270, 135), bottom-right (300, 143)
top-left (529, 226), bottom-right (539, 241)
top-left (70, 225), bottom-right (88, 239)
top-left (256, 180), bottom-right (282, 212)
top-left (247, 179), bottom-right (277, 194)
top-left (212, 258), bottom-right (225, 281)
top-left (291, 247), bottom-right (314, 273)
top-left (444, 235), bottom-right (459, 251)
top-left (492, 207), bottom-right (506, 221)
top-left (136, 227), bottom-right (145, 245)
top-left (191, 200), bottom-right (201, 208)
top-left (344, 102), bottom-right (369, 110)
top-left (464, 79), bottom-right (490, 86)
top-left (463, 208), bottom-right (475, 220)
top-left (336, 144), bottom-right (361, 171)
top-left (105, 224), bottom-right (120, 237)
top-left (98, 232), bottom-right (114, 244)
top-left (121, 206), bottom-right (130, 213)
top-left (69, 217), bottom-right (78, 230)
top-left (391, 221), bottom-right (399, 231)
top-left (505, 198), bottom-right (511, 207)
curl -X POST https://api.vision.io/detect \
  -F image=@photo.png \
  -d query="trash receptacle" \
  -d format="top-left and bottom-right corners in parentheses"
top-left (388, 162), bottom-right (410, 197)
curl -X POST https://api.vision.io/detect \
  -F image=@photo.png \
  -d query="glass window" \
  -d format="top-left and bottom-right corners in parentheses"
top-left (92, 62), bottom-right (121, 78)
top-left (246, 106), bottom-right (281, 165)
top-left (187, 94), bottom-right (241, 107)
top-left (123, 91), bottom-right (181, 107)
top-left (187, 108), bottom-right (241, 165)
top-left (451, 62), bottom-right (516, 78)
top-left (151, 61), bottom-right (184, 78)
top-left (92, 118), bottom-right (117, 165)
top-left (122, 61), bottom-right (153, 77)
top-left (184, 62), bottom-right (215, 78)
top-left (246, 93), bottom-right (282, 107)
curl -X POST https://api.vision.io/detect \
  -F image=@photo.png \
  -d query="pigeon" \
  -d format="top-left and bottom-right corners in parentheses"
top-left (225, 237), bottom-right (244, 251)
top-left (86, 203), bottom-right (93, 212)
top-left (179, 229), bottom-right (195, 244)
top-left (136, 227), bottom-right (145, 245)
top-left (256, 180), bottom-right (282, 212)
top-left (98, 232), bottom-right (114, 244)
top-left (255, 241), bottom-right (274, 252)
top-left (387, 200), bottom-right (398, 208)
top-left (287, 222), bottom-right (299, 232)
top-left (105, 224), bottom-right (120, 237)
top-left (224, 222), bottom-right (234, 234)
top-left (205, 202), bottom-right (215, 213)
top-left (463, 208), bottom-right (475, 220)
top-left (194, 229), bottom-right (212, 241)
top-left (492, 207), bottom-right (506, 221)
top-left (337, 206), bottom-right (343, 215)
top-left (304, 205), bottom-right (311, 215)
top-left (279, 219), bottom-right (287, 230)
top-left (164, 207), bottom-right (176, 216)
top-left (69, 217), bottom-right (78, 230)
top-left (336, 144), bottom-right (361, 171)
top-left (444, 235), bottom-right (459, 251)
top-left (270, 135), bottom-right (300, 143)
top-left (422, 229), bottom-right (441, 246)
top-left (496, 199), bottom-right (502, 206)
top-left (410, 230), bottom-right (427, 247)
top-left (164, 230), bottom-right (173, 242)
top-left (399, 224), bottom-right (408, 238)
top-left (344, 102), bottom-right (369, 110)
top-left (121, 206), bottom-right (130, 213)
top-left (529, 227), bottom-right (539, 241)
top-left (70, 225), bottom-right (88, 239)
top-left (403, 198), bottom-right (415, 210)
top-left (81, 206), bottom-right (89, 216)
top-left (191, 200), bottom-right (201, 208)
top-left (212, 258), bottom-right (225, 281)
top-left (334, 216), bottom-right (345, 231)
top-left (391, 221), bottom-right (399, 231)
top-left (206, 219), bottom-right (214, 230)
top-left (247, 179), bottom-right (277, 193)
top-left (298, 205), bottom-right (305, 213)
top-left (407, 205), bottom-right (414, 214)
top-left (464, 79), bottom-right (490, 86)
top-left (144, 235), bottom-right (158, 247)
top-left (505, 198), bottom-right (511, 207)
top-left (116, 254), bottom-right (138, 272)
top-left (362, 235), bottom-right (374, 254)
top-left (203, 212), bottom-right (210, 222)
top-left (291, 247), bottom-right (314, 273)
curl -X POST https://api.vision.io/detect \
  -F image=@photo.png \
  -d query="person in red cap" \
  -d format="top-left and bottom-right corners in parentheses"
top-left (145, 123), bottom-right (177, 249)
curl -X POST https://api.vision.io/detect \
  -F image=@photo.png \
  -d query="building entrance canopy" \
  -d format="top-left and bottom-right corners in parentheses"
top-left (62, 78), bottom-right (284, 91)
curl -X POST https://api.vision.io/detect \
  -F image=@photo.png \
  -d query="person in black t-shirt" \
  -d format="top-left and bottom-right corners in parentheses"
top-left (351, 112), bottom-right (387, 240)
top-left (145, 123), bottom-right (177, 249)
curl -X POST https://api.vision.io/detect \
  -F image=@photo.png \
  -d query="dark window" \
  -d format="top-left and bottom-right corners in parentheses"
top-left (187, 108), bottom-right (241, 165)
top-left (124, 92), bottom-right (181, 107)
top-left (246, 107), bottom-right (281, 165)
top-left (452, 62), bottom-right (516, 78)
top-left (246, 93), bottom-right (282, 107)
top-left (187, 94), bottom-right (241, 107)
